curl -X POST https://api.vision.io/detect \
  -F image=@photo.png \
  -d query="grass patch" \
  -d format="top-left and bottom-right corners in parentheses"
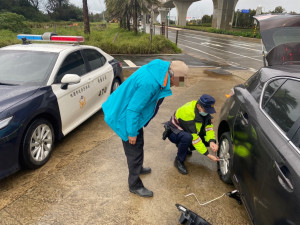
top-left (0, 22), bottom-right (181, 54)
top-left (0, 30), bottom-right (20, 48)
top-left (171, 25), bottom-right (261, 39)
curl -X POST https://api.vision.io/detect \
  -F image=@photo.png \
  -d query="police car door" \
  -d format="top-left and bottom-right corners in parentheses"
top-left (82, 48), bottom-right (113, 114)
top-left (51, 50), bottom-right (90, 135)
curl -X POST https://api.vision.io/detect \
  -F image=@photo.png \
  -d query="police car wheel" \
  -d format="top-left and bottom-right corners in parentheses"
top-left (111, 78), bottom-right (121, 93)
top-left (21, 119), bottom-right (55, 169)
top-left (217, 132), bottom-right (233, 184)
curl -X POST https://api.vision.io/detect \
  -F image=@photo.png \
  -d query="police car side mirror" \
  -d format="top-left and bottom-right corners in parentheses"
top-left (61, 74), bottom-right (81, 90)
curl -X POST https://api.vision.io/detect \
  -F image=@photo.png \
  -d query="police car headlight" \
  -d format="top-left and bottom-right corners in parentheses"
top-left (0, 116), bottom-right (13, 130)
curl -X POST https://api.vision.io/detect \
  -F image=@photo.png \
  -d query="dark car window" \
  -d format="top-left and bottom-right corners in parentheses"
top-left (0, 50), bottom-right (57, 85)
top-left (83, 49), bottom-right (106, 71)
top-left (262, 78), bottom-right (286, 107)
top-left (263, 79), bottom-right (300, 134)
top-left (245, 72), bottom-right (263, 103)
top-left (292, 127), bottom-right (300, 149)
top-left (273, 27), bottom-right (300, 48)
top-left (56, 51), bottom-right (86, 82)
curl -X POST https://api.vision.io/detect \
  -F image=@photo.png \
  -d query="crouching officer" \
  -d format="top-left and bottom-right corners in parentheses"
top-left (163, 94), bottom-right (219, 174)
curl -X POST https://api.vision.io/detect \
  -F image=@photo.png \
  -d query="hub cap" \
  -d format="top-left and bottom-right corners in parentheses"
top-left (219, 138), bottom-right (231, 175)
top-left (30, 124), bottom-right (53, 162)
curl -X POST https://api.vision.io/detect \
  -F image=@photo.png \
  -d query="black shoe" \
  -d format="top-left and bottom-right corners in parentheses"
top-left (174, 158), bottom-right (188, 174)
top-left (140, 167), bottom-right (151, 175)
top-left (129, 187), bottom-right (153, 197)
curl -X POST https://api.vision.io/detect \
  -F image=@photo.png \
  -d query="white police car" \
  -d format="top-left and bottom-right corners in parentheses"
top-left (0, 33), bottom-right (123, 179)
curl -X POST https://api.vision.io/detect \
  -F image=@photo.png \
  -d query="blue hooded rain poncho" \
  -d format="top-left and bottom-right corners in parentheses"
top-left (102, 59), bottom-right (172, 141)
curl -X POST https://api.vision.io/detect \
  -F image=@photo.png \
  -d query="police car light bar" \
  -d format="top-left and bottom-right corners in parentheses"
top-left (51, 36), bottom-right (84, 42)
top-left (17, 34), bottom-right (43, 41)
top-left (17, 33), bottom-right (84, 43)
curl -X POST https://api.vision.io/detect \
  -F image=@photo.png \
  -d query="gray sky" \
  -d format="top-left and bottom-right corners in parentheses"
top-left (70, 0), bottom-right (300, 19)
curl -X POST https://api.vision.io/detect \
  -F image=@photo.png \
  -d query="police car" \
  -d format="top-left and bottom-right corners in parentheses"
top-left (0, 33), bottom-right (123, 179)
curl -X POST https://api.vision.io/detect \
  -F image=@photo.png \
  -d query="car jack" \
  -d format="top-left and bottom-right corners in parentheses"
top-left (177, 190), bottom-right (242, 224)
top-left (226, 190), bottom-right (242, 205)
top-left (176, 204), bottom-right (212, 225)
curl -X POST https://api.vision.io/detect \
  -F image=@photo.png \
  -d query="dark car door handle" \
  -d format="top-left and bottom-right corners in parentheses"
top-left (274, 161), bottom-right (294, 192)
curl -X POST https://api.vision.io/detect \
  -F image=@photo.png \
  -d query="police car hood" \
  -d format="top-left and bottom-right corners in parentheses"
top-left (0, 85), bottom-right (38, 112)
top-left (254, 14), bottom-right (300, 65)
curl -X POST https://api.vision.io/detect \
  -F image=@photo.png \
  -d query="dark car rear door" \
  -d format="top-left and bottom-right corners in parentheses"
top-left (232, 85), bottom-right (281, 224)
top-left (257, 78), bottom-right (300, 225)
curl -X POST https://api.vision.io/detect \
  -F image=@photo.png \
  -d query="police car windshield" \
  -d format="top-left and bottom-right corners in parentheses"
top-left (0, 50), bottom-right (58, 85)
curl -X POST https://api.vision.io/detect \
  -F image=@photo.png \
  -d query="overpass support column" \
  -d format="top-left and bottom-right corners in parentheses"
top-left (212, 0), bottom-right (238, 30)
top-left (173, 1), bottom-right (193, 26)
top-left (159, 8), bottom-right (169, 25)
top-left (153, 11), bottom-right (159, 23)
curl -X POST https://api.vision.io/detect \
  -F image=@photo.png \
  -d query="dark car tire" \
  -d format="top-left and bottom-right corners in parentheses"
top-left (21, 119), bottom-right (55, 169)
top-left (217, 132), bottom-right (233, 184)
top-left (110, 77), bottom-right (121, 93)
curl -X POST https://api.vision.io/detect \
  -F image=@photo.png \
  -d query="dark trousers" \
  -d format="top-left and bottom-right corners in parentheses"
top-left (122, 128), bottom-right (144, 190)
top-left (168, 131), bottom-right (209, 162)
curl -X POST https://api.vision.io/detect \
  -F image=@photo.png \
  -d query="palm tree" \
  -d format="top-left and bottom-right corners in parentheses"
top-left (105, 0), bottom-right (159, 33)
top-left (83, 0), bottom-right (90, 34)
top-left (105, 0), bottom-right (130, 29)
top-left (131, 0), bottom-right (160, 34)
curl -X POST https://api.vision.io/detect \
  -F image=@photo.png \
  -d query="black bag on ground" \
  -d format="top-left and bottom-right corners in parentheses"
top-left (176, 204), bottom-right (212, 225)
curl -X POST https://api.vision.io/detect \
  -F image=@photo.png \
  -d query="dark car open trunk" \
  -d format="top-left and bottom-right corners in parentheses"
top-left (254, 14), bottom-right (300, 66)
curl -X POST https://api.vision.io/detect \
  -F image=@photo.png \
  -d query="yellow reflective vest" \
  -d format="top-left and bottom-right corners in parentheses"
top-left (174, 100), bottom-right (216, 155)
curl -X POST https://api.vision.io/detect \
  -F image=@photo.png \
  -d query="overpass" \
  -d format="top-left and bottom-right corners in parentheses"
top-left (154, 0), bottom-right (239, 30)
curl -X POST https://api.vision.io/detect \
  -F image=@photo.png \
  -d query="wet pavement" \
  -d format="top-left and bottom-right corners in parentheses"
top-left (144, 25), bottom-right (263, 71)
top-left (114, 53), bottom-right (221, 68)
top-left (0, 67), bottom-right (255, 225)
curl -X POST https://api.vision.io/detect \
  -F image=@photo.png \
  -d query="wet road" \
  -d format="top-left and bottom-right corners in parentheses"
top-left (146, 25), bottom-right (263, 72)
top-left (0, 67), bottom-right (254, 225)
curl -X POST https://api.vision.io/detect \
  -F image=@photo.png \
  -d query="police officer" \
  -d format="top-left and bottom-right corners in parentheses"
top-left (164, 94), bottom-right (219, 174)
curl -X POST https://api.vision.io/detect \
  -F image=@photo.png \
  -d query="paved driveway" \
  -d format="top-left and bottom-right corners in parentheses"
top-left (0, 67), bottom-right (254, 225)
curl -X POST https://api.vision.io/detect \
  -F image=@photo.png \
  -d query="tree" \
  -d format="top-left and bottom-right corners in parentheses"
top-left (105, 0), bottom-right (132, 30)
top-left (272, 6), bottom-right (284, 13)
top-left (201, 14), bottom-right (212, 24)
top-left (82, 0), bottom-right (90, 34)
top-left (0, 12), bottom-right (31, 33)
top-left (28, 0), bottom-right (39, 10)
top-left (131, 0), bottom-right (160, 34)
top-left (105, 0), bottom-right (159, 33)
top-left (233, 9), bottom-right (256, 28)
top-left (0, 0), bottom-right (48, 21)
top-left (45, 0), bottom-right (82, 21)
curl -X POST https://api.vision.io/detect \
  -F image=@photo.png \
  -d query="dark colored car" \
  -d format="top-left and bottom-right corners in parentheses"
top-left (0, 33), bottom-right (123, 179)
top-left (217, 15), bottom-right (300, 225)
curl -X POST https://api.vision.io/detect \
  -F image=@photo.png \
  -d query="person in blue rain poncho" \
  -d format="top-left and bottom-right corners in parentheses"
top-left (102, 59), bottom-right (188, 197)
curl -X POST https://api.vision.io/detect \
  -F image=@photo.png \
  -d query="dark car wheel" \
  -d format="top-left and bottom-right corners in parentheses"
top-left (110, 77), bottom-right (121, 93)
top-left (21, 119), bottom-right (55, 169)
top-left (217, 132), bottom-right (233, 184)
